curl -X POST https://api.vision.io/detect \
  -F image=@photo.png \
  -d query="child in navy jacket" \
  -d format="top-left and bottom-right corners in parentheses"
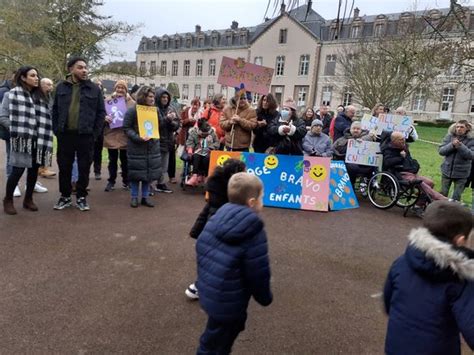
top-left (384, 200), bottom-right (474, 355)
top-left (195, 172), bottom-right (272, 354)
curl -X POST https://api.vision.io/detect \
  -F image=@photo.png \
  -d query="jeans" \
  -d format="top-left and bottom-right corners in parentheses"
top-left (57, 133), bottom-right (94, 198)
top-left (158, 150), bottom-right (169, 184)
top-left (130, 181), bottom-right (149, 198)
top-left (107, 149), bottom-right (128, 185)
top-left (440, 175), bottom-right (467, 201)
top-left (197, 316), bottom-right (246, 355)
top-left (5, 163), bottom-right (40, 199)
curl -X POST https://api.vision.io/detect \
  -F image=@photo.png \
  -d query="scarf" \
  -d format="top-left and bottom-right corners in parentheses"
top-left (9, 87), bottom-right (53, 165)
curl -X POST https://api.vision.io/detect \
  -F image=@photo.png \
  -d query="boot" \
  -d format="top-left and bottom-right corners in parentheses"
top-left (141, 198), bottom-right (155, 208)
top-left (23, 196), bottom-right (38, 211)
top-left (186, 174), bottom-right (199, 186)
top-left (3, 197), bottom-right (17, 215)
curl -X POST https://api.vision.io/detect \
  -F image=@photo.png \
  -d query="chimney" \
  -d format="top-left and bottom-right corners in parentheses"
top-left (353, 7), bottom-right (360, 19)
top-left (280, 1), bottom-right (286, 14)
top-left (195, 24), bottom-right (201, 33)
top-left (231, 21), bottom-right (238, 30)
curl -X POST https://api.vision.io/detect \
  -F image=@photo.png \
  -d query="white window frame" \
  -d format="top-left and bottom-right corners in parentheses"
top-left (182, 84), bottom-right (189, 100)
top-left (207, 84), bottom-right (214, 98)
top-left (252, 93), bottom-right (260, 106)
top-left (279, 28), bottom-right (287, 44)
top-left (275, 56), bottom-right (285, 76)
top-left (322, 86), bottom-right (332, 106)
top-left (194, 84), bottom-right (201, 99)
top-left (441, 88), bottom-right (455, 112)
top-left (296, 86), bottom-right (308, 107)
top-left (196, 59), bottom-right (203, 76)
top-left (183, 60), bottom-right (190, 76)
top-left (254, 56), bottom-right (263, 66)
top-left (160, 60), bottom-right (167, 76)
top-left (150, 61), bottom-right (156, 75)
top-left (209, 59), bottom-right (216, 76)
top-left (298, 55), bottom-right (310, 76)
top-left (351, 26), bottom-right (360, 38)
top-left (171, 60), bottom-right (178, 76)
top-left (411, 90), bottom-right (426, 111)
top-left (342, 90), bottom-right (353, 107)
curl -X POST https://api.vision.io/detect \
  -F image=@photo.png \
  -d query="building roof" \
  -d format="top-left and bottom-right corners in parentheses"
top-left (136, 4), bottom-right (473, 52)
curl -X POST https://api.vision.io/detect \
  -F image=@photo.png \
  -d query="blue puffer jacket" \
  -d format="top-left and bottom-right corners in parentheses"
top-left (196, 203), bottom-right (272, 322)
top-left (384, 228), bottom-right (474, 355)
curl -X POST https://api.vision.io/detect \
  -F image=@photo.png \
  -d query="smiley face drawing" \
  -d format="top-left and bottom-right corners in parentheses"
top-left (217, 154), bottom-right (231, 166)
top-left (264, 155), bottom-right (279, 170)
top-left (309, 164), bottom-right (327, 182)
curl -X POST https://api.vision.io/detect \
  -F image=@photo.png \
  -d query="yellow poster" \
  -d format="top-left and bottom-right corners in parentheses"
top-left (136, 105), bottom-right (160, 139)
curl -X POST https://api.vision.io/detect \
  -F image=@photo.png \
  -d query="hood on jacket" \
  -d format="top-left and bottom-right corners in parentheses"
top-left (447, 123), bottom-right (474, 139)
top-left (210, 203), bottom-right (264, 244)
top-left (155, 87), bottom-right (171, 110)
top-left (406, 227), bottom-right (474, 281)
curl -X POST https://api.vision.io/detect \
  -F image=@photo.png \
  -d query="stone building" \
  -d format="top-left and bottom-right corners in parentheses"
top-left (135, 3), bottom-right (474, 122)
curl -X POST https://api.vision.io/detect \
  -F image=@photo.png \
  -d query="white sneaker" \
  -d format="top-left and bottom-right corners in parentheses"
top-left (34, 181), bottom-right (48, 193)
top-left (185, 283), bottom-right (199, 300)
top-left (13, 185), bottom-right (21, 197)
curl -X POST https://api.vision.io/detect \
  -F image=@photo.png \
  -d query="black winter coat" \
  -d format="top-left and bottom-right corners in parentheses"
top-left (155, 88), bottom-right (180, 151)
top-left (317, 112), bottom-right (332, 135)
top-left (268, 116), bottom-right (307, 155)
top-left (52, 79), bottom-right (105, 139)
top-left (123, 106), bottom-right (162, 182)
top-left (384, 228), bottom-right (474, 355)
top-left (381, 142), bottom-right (419, 176)
top-left (334, 112), bottom-right (352, 141)
top-left (253, 109), bottom-right (279, 153)
top-left (196, 203), bottom-right (272, 322)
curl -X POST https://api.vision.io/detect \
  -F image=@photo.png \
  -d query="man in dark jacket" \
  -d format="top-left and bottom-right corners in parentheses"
top-left (316, 104), bottom-right (332, 135)
top-left (383, 200), bottom-right (474, 355)
top-left (333, 104), bottom-right (356, 141)
top-left (196, 173), bottom-right (272, 354)
top-left (439, 120), bottom-right (474, 201)
top-left (154, 87), bottom-right (180, 193)
top-left (52, 57), bottom-right (106, 211)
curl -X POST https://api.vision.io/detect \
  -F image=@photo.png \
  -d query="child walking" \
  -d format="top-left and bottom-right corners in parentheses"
top-left (195, 173), bottom-right (272, 354)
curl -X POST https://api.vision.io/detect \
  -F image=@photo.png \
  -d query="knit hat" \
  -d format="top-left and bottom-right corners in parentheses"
top-left (283, 97), bottom-right (297, 111)
top-left (311, 119), bottom-right (323, 127)
top-left (114, 80), bottom-right (128, 91)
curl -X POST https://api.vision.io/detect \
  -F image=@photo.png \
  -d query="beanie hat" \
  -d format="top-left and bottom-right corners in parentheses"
top-left (114, 80), bottom-right (128, 91)
top-left (311, 119), bottom-right (323, 127)
top-left (283, 97), bottom-right (297, 111)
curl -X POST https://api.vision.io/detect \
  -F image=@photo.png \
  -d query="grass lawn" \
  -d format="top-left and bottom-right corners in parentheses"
top-left (411, 126), bottom-right (472, 206)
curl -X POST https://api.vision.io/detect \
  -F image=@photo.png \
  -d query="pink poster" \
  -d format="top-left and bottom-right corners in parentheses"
top-left (300, 157), bottom-right (331, 212)
top-left (217, 57), bottom-right (274, 95)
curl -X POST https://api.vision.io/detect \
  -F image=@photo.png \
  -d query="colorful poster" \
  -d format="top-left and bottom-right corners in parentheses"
top-left (361, 113), bottom-right (413, 135)
top-left (105, 96), bottom-right (127, 129)
top-left (208, 151), bottom-right (331, 212)
top-left (345, 139), bottom-right (381, 167)
top-left (136, 105), bottom-right (160, 139)
top-left (217, 57), bottom-right (274, 95)
top-left (329, 161), bottom-right (359, 211)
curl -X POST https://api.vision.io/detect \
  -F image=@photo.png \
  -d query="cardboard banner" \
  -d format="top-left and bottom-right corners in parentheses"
top-left (329, 161), bottom-right (359, 211)
top-left (136, 105), bottom-right (160, 139)
top-left (209, 151), bottom-right (331, 212)
top-left (217, 57), bottom-right (274, 95)
top-left (361, 113), bottom-right (413, 135)
top-left (345, 139), bottom-right (381, 167)
top-left (105, 96), bottom-right (127, 129)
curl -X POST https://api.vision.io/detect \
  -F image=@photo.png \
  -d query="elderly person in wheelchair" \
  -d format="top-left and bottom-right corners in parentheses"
top-left (333, 121), bottom-right (377, 193)
top-left (379, 131), bottom-right (447, 213)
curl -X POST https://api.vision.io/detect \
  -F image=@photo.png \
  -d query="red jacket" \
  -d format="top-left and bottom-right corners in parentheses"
top-left (202, 106), bottom-right (225, 140)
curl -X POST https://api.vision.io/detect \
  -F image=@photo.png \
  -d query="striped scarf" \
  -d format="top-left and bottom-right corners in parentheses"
top-left (8, 86), bottom-right (53, 165)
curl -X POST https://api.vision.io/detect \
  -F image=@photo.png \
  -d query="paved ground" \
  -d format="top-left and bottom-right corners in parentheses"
top-left (0, 146), bottom-right (468, 354)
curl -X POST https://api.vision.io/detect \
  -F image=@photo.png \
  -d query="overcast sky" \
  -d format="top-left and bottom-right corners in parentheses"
top-left (100, 0), bottom-right (466, 62)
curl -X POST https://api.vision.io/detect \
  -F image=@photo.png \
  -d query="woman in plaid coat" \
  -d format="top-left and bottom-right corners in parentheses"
top-left (3, 66), bottom-right (53, 215)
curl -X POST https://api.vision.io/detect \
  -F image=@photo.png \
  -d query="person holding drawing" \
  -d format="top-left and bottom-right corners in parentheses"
top-left (123, 86), bottom-right (161, 208)
top-left (220, 89), bottom-right (257, 152)
top-left (104, 80), bottom-right (135, 192)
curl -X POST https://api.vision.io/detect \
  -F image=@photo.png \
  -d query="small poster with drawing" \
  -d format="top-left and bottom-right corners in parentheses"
top-left (136, 105), bottom-right (160, 139)
top-left (105, 96), bottom-right (127, 129)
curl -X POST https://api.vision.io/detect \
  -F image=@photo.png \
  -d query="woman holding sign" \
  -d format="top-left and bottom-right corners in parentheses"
top-left (123, 86), bottom-right (161, 208)
top-left (104, 80), bottom-right (135, 192)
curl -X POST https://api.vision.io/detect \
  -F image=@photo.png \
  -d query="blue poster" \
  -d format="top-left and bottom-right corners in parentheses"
top-left (329, 161), bottom-right (359, 211)
top-left (242, 153), bottom-right (304, 209)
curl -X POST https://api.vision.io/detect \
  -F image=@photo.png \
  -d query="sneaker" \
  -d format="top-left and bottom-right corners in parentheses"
top-left (54, 196), bottom-right (72, 210)
top-left (122, 183), bottom-right (129, 190)
top-left (76, 197), bottom-right (90, 211)
top-left (38, 167), bottom-right (56, 178)
top-left (34, 181), bottom-right (48, 193)
top-left (155, 183), bottom-right (173, 193)
top-left (13, 185), bottom-right (21, 198)
top-left (185, 283), bottom-right (199, 300)
top-left (95, 173), bottom-right (101, 180)
top-left (105, 182), bottom-right (115, 192)
top-left (359, 183), bottom-right (368, 197)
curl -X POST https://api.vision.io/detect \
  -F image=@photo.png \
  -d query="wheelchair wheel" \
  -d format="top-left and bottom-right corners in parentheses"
top-left (396, 183), bottom-right (421, 208)
top-left (368, 172), bottom-right (399, 209)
